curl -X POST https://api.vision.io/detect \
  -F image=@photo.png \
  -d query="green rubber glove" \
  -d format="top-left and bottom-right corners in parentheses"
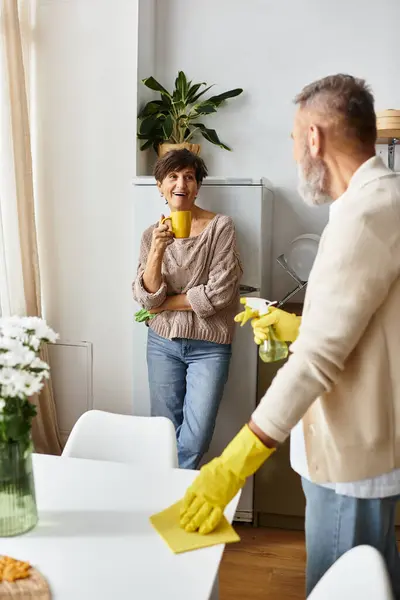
top-left (180, 425), bottom-right (275, 535)
top-left (134, 309), bottom-right (156, 323)
top-left (252, 307), bottom-right (301, 344)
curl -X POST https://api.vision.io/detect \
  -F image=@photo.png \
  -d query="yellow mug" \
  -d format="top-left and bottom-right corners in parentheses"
top-left (161, 211), bottom-right (192, 239)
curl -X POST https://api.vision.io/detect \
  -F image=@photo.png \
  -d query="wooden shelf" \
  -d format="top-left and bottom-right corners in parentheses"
top-left (377, 136), bottom-right (400, 144)
top-left (284, 302), bottom-right (303, 316)
top-left (376, 109), bottom-right (400, 142)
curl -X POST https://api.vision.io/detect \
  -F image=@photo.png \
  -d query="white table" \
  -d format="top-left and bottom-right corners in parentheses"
top-left (0, 455), bottom-right (239, 600)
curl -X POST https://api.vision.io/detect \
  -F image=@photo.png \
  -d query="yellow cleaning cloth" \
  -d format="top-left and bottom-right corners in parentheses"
top-left (150, 501), bottom-right (240, 554)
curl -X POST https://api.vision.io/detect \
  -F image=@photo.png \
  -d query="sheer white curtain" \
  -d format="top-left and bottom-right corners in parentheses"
top-left (0, 1), bottom-right (25, 316)
top-left (0, 0), bottom-right (61, 454)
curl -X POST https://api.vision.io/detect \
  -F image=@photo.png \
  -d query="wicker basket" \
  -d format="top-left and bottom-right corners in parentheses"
top-left (0, 564), bottom-right (50, 599)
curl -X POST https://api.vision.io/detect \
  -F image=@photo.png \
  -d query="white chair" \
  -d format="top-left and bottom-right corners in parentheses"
top-left (308, 545), bottom-right (394, 600)
top-left (62, 410), bottom-right (178, 469)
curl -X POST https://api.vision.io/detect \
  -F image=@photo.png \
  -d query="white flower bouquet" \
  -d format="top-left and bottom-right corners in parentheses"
top-left (0, 316), bottom-right (58, 536)
top-left (0, 316), bottom-right (58, 445)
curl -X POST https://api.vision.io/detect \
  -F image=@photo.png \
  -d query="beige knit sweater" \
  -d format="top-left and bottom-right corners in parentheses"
top-left (133, 214), bottom-right (243, 344)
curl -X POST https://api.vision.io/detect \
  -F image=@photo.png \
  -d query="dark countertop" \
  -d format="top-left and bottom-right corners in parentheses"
top-left (284, 302), bottom-right (303, 316)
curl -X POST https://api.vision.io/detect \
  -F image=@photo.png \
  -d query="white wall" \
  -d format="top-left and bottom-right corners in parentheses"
top-left (136, 0), bottom-right (156, 176)
top-left (31, 0), bottom-right (400, 423)
top-left (153, 0), bottom-right (400, 298)
top-left (33, 0), bottom-right (139, 416)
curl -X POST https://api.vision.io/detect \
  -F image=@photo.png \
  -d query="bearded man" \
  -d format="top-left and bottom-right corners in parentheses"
top-left (179, 74), bottom-right (400, 597)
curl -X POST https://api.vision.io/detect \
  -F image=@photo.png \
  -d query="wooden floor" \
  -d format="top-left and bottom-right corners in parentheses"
top-left (220, 525), bottom-right (400, 599)
top-left (219, 526), bottom-right (307, 600)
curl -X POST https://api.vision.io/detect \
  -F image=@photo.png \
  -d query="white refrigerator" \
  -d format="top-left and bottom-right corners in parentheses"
top-left (132, 176), bottom-right (274, 521)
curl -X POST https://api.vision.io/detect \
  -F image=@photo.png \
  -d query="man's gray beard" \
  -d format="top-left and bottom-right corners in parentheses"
top-left (297, 162), bottom-right (332, 207)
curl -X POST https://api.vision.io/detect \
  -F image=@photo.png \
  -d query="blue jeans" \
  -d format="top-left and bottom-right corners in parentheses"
top-left (302, 477), bottom-right (400, 598)
top-left (146, 329), bottom-right (232, 469)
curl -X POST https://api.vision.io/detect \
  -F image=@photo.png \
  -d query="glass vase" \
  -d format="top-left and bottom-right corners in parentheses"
top-left (0, 438), bottom-right (38, 536)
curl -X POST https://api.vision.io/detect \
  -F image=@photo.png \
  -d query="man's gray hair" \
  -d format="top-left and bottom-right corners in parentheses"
top-left (294, 74), bottom-right (377, 146)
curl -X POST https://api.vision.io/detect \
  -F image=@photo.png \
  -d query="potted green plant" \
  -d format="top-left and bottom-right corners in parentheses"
top-left (0, 316), bottom-right (58, 536)
top-left (137, 71), bottom-right (243, 156)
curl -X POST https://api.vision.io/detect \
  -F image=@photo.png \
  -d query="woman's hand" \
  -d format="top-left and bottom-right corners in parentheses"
top-left (149, 305), bottom-right (164, 315)
top-left (150, 215), bottom-right (174, 256)
top-left (142, 216), bottom-right (174, 294)
top-left (149, 294), bottom-right (192, 314)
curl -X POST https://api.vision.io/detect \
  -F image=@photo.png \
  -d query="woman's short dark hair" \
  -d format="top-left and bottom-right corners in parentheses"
top-left (153, 149), bottom-right (208, 184)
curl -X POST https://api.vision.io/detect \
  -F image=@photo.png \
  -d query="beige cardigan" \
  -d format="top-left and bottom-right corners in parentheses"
top-left (252, 157), bottom-right (400, 483)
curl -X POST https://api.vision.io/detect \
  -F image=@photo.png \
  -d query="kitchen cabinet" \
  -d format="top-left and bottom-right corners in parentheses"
top-left (254, 304), bottom-right (305, 530)
top-left (255, 349), bottom-right (305, 529)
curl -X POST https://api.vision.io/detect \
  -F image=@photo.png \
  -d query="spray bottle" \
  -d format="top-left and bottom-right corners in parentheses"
top-left (240, 298), bottom-right (289, 363)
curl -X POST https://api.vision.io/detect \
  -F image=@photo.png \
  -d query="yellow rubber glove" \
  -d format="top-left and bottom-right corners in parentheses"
top-left (252, 307), bottom-right (301, 345)
top-left (180, 425), bottom-right (275, 535)
top-left (234, 298), bottom-right (259, 326)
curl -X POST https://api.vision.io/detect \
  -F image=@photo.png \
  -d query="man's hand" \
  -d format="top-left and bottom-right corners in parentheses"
top-left (234, 298), bottom-right (260, 326)
top-left (180, 425), bottom-right (276, 535)
top-left (252, 307), bottom-right (301, 344)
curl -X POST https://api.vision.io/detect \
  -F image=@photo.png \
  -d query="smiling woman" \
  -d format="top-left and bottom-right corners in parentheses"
top-left (132, 149), bottom-right (243, 469)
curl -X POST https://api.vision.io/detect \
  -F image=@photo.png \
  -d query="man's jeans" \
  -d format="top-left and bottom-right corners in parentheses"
top-left (147, 329), bottom-right (231, 469)
top-left (302, 477), bottom-right (400, 598)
